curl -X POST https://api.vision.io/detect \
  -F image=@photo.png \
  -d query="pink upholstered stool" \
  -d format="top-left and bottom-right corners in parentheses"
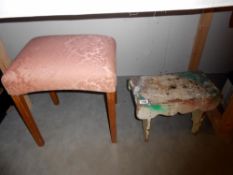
top-left (1, 35), bottom-right (117, 146)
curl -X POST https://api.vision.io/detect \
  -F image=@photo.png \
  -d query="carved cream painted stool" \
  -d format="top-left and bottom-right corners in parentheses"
top-left (1, 35), bottom-right (117, 146)
top-left (128, 72), bottom-right (221, 141)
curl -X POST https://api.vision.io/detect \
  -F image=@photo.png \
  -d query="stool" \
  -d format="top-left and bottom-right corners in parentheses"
top-left (1, 35), bottom-right (117, 146)
top-left (128, 72), bottom-right (221, 141)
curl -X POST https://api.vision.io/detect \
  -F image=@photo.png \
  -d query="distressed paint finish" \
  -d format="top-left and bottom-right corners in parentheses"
top-left (128, 71), bottom-right (221, 140)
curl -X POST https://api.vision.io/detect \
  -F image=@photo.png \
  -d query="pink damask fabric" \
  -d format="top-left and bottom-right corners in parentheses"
top-left (2, 35), bottom-right (117, 95)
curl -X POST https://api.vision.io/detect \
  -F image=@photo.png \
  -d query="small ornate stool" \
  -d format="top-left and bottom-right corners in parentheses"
top-left (128, 72), bottom-right (221, 141)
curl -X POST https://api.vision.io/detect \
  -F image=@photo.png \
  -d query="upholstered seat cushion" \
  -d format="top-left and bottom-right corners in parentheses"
top-left (2, 35), bottom-right (117, 95)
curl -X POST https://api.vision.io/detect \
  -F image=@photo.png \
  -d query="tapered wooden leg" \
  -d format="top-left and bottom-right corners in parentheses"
top-left (192, 110), bottom-right (204, 134)
top-left (115, 91), bottom-right (117, 104)
top-left (106, 92), bottom-right (117, 143)
top-left (143, 119), bottom-right (151, 142)
top-left (23, 95), bottom-right (32, 109)
top-left (49, 91), bottom-right (59, 105)
top-left (12, 95), bottom-right (45, 146)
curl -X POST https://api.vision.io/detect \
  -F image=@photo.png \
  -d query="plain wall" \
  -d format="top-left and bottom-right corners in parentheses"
top-left (0, 11), bottom-right (232, 76)
top-left (200, 11), bottom-right (233, 73)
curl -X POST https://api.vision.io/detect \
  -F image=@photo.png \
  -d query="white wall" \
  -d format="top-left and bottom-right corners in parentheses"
top-left (200, 11), bottom-right (233, 73)
top-left (0, 11), bottom-right (232, 76)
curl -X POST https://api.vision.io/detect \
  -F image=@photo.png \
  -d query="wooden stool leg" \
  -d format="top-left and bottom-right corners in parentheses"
top-left (143, 118), bottom-right (151, 142)
top-left (23, 95), bottom-right (32, 109)
top-left (115, 91), bottom-right (117, 104)
top-left (49, 91), bottom-right (59, 105)
top-left (191, 110), bottom-right (204, 134)
top-left (12, 95), bottom-right (45, 146)
top-left (106, 92), bottom-right (117, 143)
